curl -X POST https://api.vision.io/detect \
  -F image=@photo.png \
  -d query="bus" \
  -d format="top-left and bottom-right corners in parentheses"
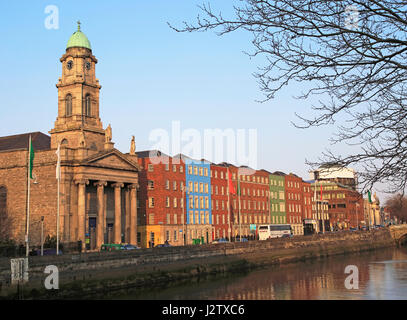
top-left (258, 224), bottom-right (292, 240)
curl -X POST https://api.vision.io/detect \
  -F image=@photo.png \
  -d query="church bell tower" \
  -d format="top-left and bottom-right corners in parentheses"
top-left (50, 22), bottom-right (105, 151)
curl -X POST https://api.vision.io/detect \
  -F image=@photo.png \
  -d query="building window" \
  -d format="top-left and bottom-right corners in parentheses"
top-left (188, 165), bottom-right (193, 174)
top-left (166, 230), bottom-right (170, 241)
top-left (148, 164), bottom-right (154, 172)
top-left (174, 230), bottom-right (177, 241)
top-left (149, 214), bottom-right (155, 225)
top-left (149, 197), bottom-right (155, 208)
top-left (180, 166), bottom-right (184, 173)
top-left (148, 180), bottom-right (154, 190)
top-left (173, 198), bottom-right (177, 208)
top-left (204, 168), bottom-right (208, 176)
top-left (194, 166), bottom-right (198, 175)
top-left (167, 214), bottom-right (171, 224)
top-left (166, 197), bottom-right (170, 207)
top-left (65, 94), bottom-right (72, 116)
top-left (173, 164), bottom-right (177, 172)
top-left (165, 180), bottom-right (170, 190)
top-left (85, 94), bottom-right (91, 116)
top-left (173, 181), bottom-right (177, 190)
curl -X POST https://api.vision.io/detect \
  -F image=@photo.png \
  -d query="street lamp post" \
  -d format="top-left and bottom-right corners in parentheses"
top-left (182, 185), bottom-right (189, 246)
top-left (40, 216), bottom-right (44, 256)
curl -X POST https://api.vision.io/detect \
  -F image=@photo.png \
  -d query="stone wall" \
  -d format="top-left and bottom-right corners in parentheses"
top-left (0, 228), bottom-right (395, 298)
top-left (0, 149), bottom-right (58, 243)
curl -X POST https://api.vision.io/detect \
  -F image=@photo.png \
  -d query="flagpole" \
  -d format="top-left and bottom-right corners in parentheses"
top-left (227, 168), bottom-right (231, 241)
top-left (25, 135), bottom-right (31, 257)
top-left (56, 142), bottom-right (61, 255)
top-left (321, 182), bottom-right (325, 234)
top-left (313, 179), bottom-right (318, 233)
top-left (238, 177), bottom-right (241, 242)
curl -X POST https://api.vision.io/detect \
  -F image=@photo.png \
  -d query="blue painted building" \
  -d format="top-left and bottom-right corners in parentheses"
top-left (183, 156), bottom-right (213, 243)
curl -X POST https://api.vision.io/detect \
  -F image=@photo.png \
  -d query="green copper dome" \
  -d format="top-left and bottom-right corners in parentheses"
top-left (66, 21), bottom-right (91, 50)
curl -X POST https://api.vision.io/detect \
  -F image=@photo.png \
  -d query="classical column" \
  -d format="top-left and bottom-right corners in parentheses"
top-left (128, 184), bottom-right (138, 245)
top-left (94, 181), bottom-right (107, 249)
top-left (75, 179), bottom-right (89, 249)
top-left (124, 187), bottom-right (130, 243)
top-left (112, 183), bottom-right (124, 244)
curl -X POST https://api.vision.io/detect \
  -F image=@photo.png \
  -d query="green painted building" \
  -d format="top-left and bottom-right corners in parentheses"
top-left (269, 172), bottom-right (287, 224)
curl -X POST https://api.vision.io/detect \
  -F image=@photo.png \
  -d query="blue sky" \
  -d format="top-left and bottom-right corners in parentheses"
top-left (0, 1), bottom-right (384, 197)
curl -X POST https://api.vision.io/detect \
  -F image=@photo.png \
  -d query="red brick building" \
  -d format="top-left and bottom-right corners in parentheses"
top-left (285, 173), bottom-right (304, 235)
top-left (230, 166), bottom-right (270, 239)
top-left (312, 181), bottom-right (363, 230)
top-left (210, 163), bottom-right (230, 240)
top-left (136, 151), bottom-right (186, 247)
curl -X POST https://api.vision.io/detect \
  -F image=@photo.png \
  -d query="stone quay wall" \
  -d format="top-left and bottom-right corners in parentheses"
top-left (0, 228), bottom-right (396, 299)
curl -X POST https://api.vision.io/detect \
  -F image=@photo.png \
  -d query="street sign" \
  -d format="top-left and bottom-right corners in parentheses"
top-left (250, 224), bottom-right (257, 231)
top-left (10, 258), bottom-right (29, 284)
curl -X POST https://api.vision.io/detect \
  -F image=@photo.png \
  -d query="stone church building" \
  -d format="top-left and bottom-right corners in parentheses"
top-left (0, 24), bottom-right (140, 250)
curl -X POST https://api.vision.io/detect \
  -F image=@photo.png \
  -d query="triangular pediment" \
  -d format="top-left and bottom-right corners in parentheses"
top-left (81, 149), bottom-right (140, 171)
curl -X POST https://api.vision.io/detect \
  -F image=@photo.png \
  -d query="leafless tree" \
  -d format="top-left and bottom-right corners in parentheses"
top-left (385, 194), bottom-right (407, 222)
top-left (170, 0), bottom-right (407, 193)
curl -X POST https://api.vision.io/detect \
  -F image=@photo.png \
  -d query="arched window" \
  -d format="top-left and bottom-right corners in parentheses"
top-left (85, 94), bottom-right (91, 116)
top-left (66, 94), bottom-right (72, 116)
top-left (61, 138), bottom-right (68, 146)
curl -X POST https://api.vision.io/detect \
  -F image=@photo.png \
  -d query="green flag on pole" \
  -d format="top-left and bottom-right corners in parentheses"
top-left (367, 190), bottom-right (372, 203)
top-left (237, 178), bottom-right (241, 196)
top-left (29, 138), bottom-right (35, 179)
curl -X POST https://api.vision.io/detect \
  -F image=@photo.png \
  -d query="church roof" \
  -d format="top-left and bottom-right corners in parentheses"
top-left (67, 22), bottom-right (91, 50)
top-left (0, 132), bottom-right (50, 152)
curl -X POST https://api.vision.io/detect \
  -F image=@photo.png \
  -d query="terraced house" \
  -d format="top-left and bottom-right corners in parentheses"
top-left (136, 152), bottom-right (186, 248)
top-left (184, 157), bottom-right (212, 244)
top-left (210, 163), bottom-right (230, 240)
top-left (268, 172), bottom-right (287, 225)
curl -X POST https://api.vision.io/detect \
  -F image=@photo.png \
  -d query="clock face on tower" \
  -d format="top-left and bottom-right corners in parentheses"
top-left (67, 60), bottom-right (73, 70)
top-left (85, 62), bottom-right (91, 70)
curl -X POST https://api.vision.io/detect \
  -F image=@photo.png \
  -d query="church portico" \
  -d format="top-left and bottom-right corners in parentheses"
top-left (72, 167), bottom-right (139, 250)
top-left (0, 23), bottom-right (141, 250)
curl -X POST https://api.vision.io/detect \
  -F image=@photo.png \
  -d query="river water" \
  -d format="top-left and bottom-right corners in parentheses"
top-left (113, 247), bottom-right (407, 300)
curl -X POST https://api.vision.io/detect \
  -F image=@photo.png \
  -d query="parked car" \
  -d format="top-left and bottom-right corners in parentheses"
top-left (155, 243), bottom-right (172, 248)
top-left (239, 237), bottom-right (249, 242)
top-left (101, 243), bottom-right (122, 251)
top-left (350, 227), bottom-right (358, 231)
top-left (213, 238), bottom-right (229, 244)
top-left (121, 244), bottom-right (141, 250)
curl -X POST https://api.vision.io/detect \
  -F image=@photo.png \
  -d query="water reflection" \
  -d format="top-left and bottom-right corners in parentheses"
top-left (113, 247), bottom-right (407, 300)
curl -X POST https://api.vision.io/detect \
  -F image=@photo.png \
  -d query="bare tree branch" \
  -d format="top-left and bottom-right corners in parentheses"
top-left (169, 0), bottom-right (407, 193)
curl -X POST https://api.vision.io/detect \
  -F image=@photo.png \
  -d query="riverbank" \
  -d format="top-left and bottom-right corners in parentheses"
top-left (0, 228), bottom-right (398, 299)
